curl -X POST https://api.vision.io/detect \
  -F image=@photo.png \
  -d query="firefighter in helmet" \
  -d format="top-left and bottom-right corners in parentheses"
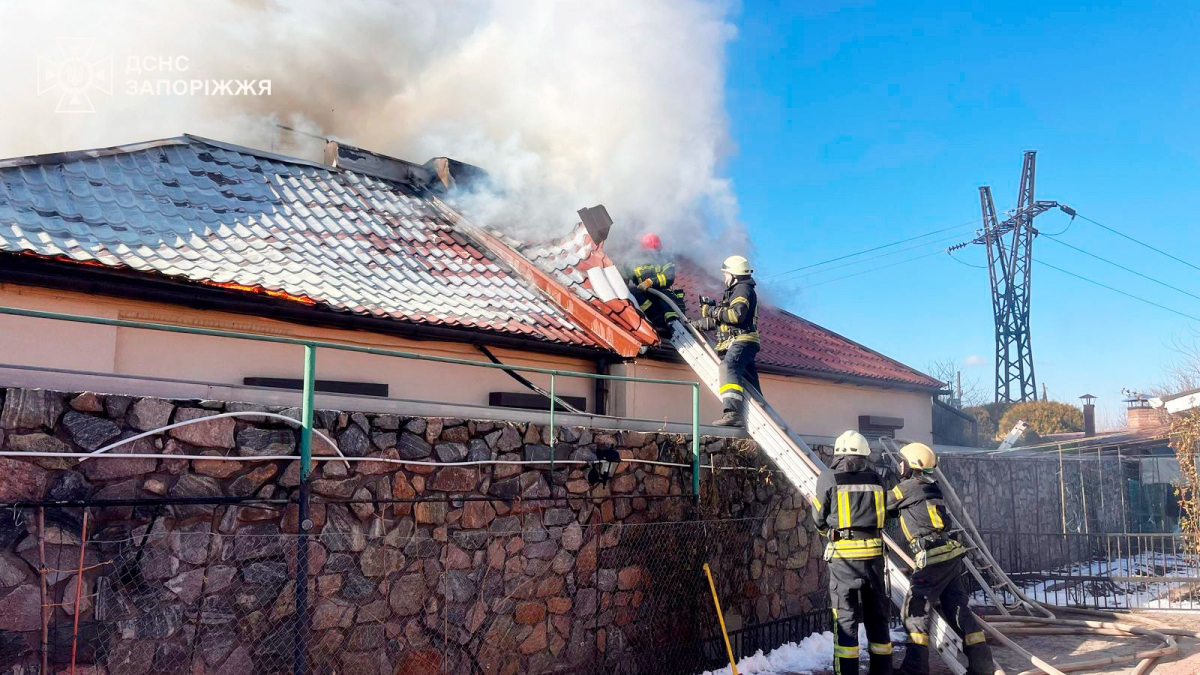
top-left (812, 431), bottom-right (893, 675)
top-left (689, 255), bottom-right (760, 426)
top-left (887, 442), bottom-right (998, 675)
top-left (626, 233), bottom-right (686, 338)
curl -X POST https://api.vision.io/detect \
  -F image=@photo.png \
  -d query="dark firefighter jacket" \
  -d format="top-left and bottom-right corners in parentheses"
top-left (810, 456), bottom-right (886, 559)
top-left (701, 277), bottom-right (759, 352)
top-left (886, 474), bottom-right (966, 568)
top-left (627, 260), bottom-right (685, 321)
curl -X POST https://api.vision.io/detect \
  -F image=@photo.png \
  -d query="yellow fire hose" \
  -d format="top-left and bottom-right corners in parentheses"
top-left (703, 563), bottom-right (739, 675)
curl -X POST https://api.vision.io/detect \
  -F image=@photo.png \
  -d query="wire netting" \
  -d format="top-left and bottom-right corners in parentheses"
top-left (12, 499), bottom-right (814, 675)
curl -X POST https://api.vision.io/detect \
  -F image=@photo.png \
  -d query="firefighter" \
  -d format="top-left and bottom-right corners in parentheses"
top-left (887, 443), bottom-right (998, 675)
top-left (689, 255), bottom-right (760, 427)
top-left (811, 430), bottom-right (893, 675)
top-left (626, 233), bottom-right (686, 338)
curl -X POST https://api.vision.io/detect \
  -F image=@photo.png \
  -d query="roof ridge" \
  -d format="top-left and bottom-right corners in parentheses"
top-left (0, 135), bottom-right (189, 169)
top-left (426, 197), bottom-right (651, 357)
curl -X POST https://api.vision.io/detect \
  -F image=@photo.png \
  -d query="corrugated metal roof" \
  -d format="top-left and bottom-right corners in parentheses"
top-left (0, 136), bottom-right (599, 348)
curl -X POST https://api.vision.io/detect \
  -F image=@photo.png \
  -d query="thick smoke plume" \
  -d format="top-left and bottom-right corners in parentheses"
top-left (0, 0), bottom-right (748, 261)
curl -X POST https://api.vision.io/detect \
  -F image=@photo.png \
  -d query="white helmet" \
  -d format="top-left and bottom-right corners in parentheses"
top-left (721, 255), bottom-right (753, 276)
top-left (833, 430), bottom-right (871, 457)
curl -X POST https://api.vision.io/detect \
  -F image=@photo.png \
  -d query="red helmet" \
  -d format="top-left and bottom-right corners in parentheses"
top-left (641, 233), bottom-right (662, 251)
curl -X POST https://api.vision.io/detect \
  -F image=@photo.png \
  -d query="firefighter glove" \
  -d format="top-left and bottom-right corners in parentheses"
top-left (691, 317), bottom-right (716, 331)
top-left (699, 295), bottom-right (716, 306)
top-left (638, 278), bottom-right (654, 290)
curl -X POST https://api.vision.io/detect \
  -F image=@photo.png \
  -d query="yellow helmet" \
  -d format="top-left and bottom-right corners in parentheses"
top-left (833, 430), bottom-right (871, 457)
top-left (721, 255), bottom-right (753, 276)
top-left (899, 442), bottom-right (937, 471)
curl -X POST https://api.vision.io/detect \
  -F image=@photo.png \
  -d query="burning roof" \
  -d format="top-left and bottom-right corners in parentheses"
top-left (0, 134), bottom-right (939, 390)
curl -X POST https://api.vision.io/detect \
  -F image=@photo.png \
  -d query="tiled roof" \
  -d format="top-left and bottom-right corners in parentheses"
top-left (512, 224), bottom-right (659, 347)
top-left (0, 136), bottom-right (598, 349)
top-left (670, 261), bottom-right (942, 390)
top-left (0, 134), bottom-right (938, 390)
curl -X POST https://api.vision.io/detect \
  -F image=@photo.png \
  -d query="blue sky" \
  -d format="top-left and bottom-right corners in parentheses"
top-left (723, 1), bottom-right (1200, 424)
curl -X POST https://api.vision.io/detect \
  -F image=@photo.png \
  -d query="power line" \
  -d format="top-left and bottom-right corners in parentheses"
top-left (763, 217), bottom-right (981, 281)
top-left (1036, 258), bottom-right (1200, 322)
top-left (1078, 214), bottom-right (1200, 274)
top-left (797, 248), bottom-right (947, 290)
top-left (767, 230), bottom-right (977, 285)
top-left (947, 249), bottom-right (986, 269)
top-left (1043, 236), bottom-right (1200, 302)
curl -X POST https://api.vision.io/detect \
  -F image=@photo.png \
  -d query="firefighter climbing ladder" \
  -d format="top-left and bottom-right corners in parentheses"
top-left (649, 290), bottom-right (973, 674)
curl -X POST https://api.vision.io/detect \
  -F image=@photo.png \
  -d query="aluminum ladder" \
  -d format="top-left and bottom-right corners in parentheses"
top-left (648, 291), bottom-right (970, 674)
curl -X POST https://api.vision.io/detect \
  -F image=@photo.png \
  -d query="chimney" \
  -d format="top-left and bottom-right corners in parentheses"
top-left (577, 205), bottom-right (614, 245)
top-left (1124, 392), bottom-right (1167, 431)
top-left (1080, 394), bottom-right (1096, 437)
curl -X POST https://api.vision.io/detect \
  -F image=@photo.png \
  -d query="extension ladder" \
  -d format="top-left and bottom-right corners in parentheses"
top-left (648, 291), bottom-right (971, 674)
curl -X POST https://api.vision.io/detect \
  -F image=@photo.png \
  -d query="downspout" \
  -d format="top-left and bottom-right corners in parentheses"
top-left (595, 357), bottom-right (608, 415)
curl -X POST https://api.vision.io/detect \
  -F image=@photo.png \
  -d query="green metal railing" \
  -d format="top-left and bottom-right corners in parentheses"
top-left (0, 304), bottom-right (711, 675)
top-left (0, 305), bottom-right (704, 496)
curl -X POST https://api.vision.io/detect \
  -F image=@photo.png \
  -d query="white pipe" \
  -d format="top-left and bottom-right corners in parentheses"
top-left (79, 411), bottom-right (348, 468)
top-left (0, 449), bottom-right (761, 472)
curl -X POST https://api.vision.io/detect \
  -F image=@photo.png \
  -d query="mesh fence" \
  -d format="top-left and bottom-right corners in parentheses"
top-left (13, 500), bottom-right (813, 675)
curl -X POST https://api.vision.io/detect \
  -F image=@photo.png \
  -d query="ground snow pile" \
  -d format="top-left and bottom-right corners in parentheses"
top-left (699, 627), bottom-right (907, 675)
top-left (699, 631), bottom-right (835, 675)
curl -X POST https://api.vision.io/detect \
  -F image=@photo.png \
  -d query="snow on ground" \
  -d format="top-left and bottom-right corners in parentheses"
top-left (698, 626), bottom-right (907, 675)
top-left (971, 551), bottom-right (1200, 610)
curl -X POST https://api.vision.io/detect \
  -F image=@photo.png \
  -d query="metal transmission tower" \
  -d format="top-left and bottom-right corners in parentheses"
top-left (970, 151), bottom-right (1075, 402)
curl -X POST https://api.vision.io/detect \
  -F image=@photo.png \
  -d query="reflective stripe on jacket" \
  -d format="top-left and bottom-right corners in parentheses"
top-left (707, 277), bottom-right (759, 351)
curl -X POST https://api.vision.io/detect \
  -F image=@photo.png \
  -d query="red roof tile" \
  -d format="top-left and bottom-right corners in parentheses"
top-left (669, 260), bottom-right (941, 390)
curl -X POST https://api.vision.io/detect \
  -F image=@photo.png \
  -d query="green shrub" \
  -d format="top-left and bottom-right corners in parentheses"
top-left (997, 401), bottom-right (1083, 439)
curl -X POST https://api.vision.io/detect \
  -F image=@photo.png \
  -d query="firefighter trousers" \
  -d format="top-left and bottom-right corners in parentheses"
top-left (718, 341), bottom-right (761, 417)
top-left (829, 556), bottom-right (893, 675)
top-left (899, 557), bottom-right (995, 675)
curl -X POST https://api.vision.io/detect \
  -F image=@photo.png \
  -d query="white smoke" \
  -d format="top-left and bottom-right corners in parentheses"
top-left (0, 0), bottom-right (749, 261)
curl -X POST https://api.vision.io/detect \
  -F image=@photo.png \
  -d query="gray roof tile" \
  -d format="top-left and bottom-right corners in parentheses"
top-left (0, 137), bottom-right (599, 349)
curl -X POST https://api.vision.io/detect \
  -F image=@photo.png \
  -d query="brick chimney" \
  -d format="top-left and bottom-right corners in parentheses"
top-left (1127, 406), bottom-right (1167, 431)
top-left (1080, 394), bottom-right (1096, 437)
top-left (1124, 392), bottom-right (1167, 431)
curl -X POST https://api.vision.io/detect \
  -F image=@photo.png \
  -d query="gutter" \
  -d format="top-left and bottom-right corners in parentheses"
top-left (0, 255), bottom-right (612, 362)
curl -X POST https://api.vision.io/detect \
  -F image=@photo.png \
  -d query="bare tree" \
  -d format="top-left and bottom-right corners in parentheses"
top-left (926, 358), bottom-right (987, 408)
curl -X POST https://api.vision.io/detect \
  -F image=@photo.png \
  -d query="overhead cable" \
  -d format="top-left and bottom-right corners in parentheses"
top-left (1036, 259), bottom-right (1200, 322)
top-left (1043, 236), bottom-right (1200, 302)
top-left (1078, 214), bottom-right (1200, 273)
top-left (764, 217), bottom-right (981, 281)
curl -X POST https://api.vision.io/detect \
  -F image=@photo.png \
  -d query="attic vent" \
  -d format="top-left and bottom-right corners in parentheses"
top-left (858, 415), bottom-right (904, 441)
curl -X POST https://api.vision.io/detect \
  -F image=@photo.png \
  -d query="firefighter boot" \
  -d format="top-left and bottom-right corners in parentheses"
top-left (712, 411), bottom-right (745, 427)
top-left (965, 641), bottom-right (998, 675)
top-left (897, 643), bottom-right (930, 675)
top-left (833, 653), bottom-right (858, 675)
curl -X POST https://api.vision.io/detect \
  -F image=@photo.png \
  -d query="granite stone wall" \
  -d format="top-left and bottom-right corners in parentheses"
top-left (0, 387), bottom-right (823, 674)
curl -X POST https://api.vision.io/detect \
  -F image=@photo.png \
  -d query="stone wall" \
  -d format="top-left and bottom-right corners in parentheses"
top-left (940, 454), bottom-right (1136, 574)
top-left (0, 387), bottom-right (822, 674)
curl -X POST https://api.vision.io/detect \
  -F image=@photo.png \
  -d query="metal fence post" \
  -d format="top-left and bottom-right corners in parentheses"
top-left (294, 344), bottom-right (316, 675)
top-left (692, 384), bottom-right (701, 509)
top-left (549, 374), bottom-right (556, 475)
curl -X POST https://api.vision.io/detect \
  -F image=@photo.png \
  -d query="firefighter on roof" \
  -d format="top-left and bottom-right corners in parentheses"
top-left (887, 442), bottom-right (998, 675)
top-left (625, 233), bottom-right (686, 338)
top-left (811, 431), bottom-right (893, 675)
top-left (689, 255), bottom-right (760, 426)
